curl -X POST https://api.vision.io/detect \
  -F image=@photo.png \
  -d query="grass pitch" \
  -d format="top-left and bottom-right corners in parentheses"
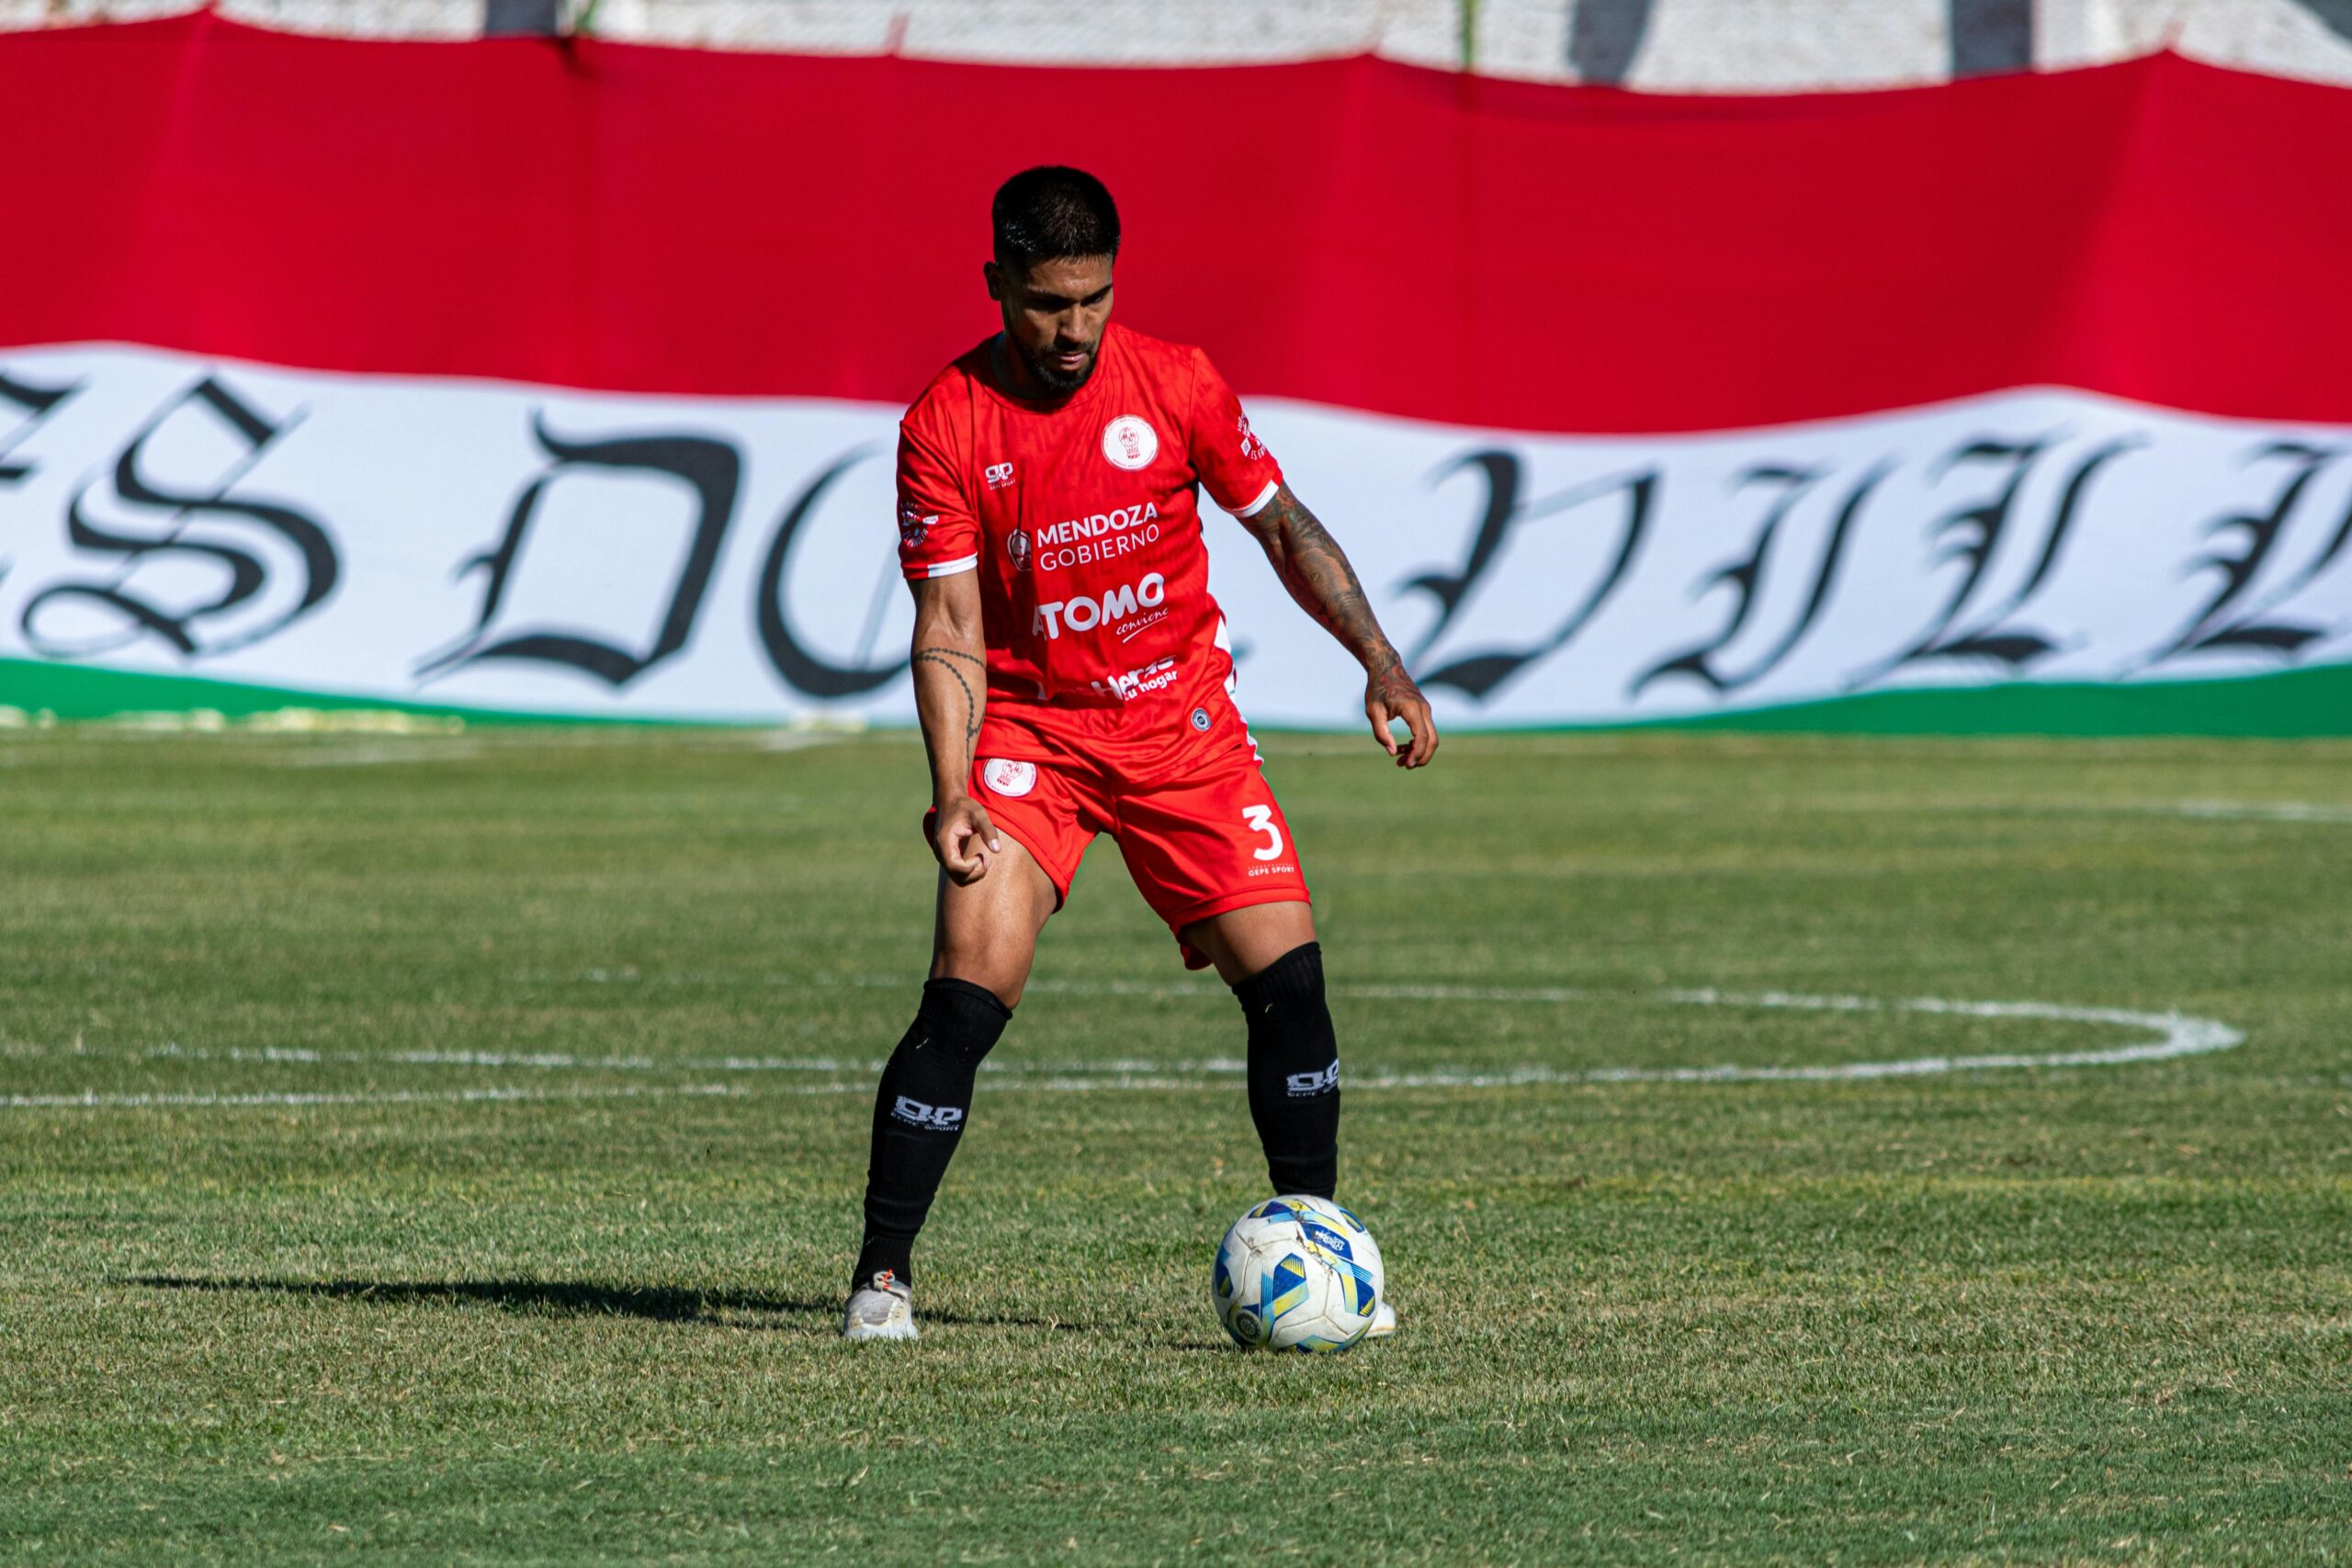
top-left (2, 725), bottom-right (2347, 1564)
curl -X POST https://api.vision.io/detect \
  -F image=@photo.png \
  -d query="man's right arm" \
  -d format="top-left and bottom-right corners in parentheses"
top-left (909, 570), bottom-right (999, 885)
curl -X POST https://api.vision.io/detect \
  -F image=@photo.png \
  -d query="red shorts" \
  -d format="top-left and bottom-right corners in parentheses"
top-left (930, 714), bottom-right (1310, 970)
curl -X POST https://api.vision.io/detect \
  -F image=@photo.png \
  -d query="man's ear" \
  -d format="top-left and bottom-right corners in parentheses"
top-left (983, 260), bottom-right (1005, 303)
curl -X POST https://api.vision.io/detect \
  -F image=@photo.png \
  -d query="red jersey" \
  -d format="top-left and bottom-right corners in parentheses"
top-left (895, 322), bottom-right (1284, 775)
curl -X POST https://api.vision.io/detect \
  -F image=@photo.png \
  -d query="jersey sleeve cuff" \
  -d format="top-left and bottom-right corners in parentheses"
top-left (903, 553), bottom-right (978, 581)
top-left (1230, 479), bottom-right (1281, 519)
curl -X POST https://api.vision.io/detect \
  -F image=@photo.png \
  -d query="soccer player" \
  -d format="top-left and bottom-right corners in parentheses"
top-left (843, 166), bottom-right (1437, 1342)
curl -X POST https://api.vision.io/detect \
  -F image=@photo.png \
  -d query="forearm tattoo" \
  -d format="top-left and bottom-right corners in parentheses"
top-left (1256, 491), bottom-right (1403, 676)
top-left (912, 645), bottom-right (986, 750)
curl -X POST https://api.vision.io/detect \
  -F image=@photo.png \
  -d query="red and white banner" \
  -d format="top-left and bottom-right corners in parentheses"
top-left (1, 16), bottom-right (2348, 728)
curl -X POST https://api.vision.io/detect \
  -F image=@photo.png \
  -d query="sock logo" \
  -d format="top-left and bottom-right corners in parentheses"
top-left (1284, 1061), bottom-right (1340, 1098)
top-left (890, 1095), bottom-right (967, 1132)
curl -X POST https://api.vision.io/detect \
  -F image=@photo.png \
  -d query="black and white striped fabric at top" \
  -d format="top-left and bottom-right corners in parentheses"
top-left (6, 0), bottom-right (2352, 91)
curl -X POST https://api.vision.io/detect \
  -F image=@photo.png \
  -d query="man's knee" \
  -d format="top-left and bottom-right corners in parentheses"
top-left (876, 977), bottom-right (1013, 1140)
top-left (931, 942), bottom-right (1034, 1008)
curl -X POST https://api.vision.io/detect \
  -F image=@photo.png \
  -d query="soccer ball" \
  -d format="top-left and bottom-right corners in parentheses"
top-left (1211, 1194), bottom-right (1385, 1353)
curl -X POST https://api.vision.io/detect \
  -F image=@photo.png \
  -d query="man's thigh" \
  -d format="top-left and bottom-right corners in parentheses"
top-left (926, 753), bottom-right (1099, 1006)
top-left (1182, 898), bottom-right (1318, 987)
top-left (929, 837), bottom-right (1060, 1006)
top-left (1112, 739), bottom-right (1312, 972)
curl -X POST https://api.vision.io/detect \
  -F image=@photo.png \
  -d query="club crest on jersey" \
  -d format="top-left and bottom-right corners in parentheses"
top-left (982, 759), bottom-right (1038, 797)
top-left (1102, 415), bottom-right (1159, 471)
top-left (1006, 525), bottom-right (1032, 572)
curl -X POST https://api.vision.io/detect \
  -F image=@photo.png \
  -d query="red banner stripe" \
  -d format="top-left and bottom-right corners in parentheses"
top-left (4, 14), bottom-right (2349, 434)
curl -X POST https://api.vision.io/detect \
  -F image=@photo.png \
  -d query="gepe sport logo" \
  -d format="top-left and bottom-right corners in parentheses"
top-left (1285, 1060), bottom-right (1340, 1098)
top-left (984, 460), bottom-right (1015, 490)
top-left (1102, 415), bottom-right (1159, 470)
top-left (1028, 501), bottom-right (1160, 573)
top-left (982, 758), bottom-right (1038, 797)
top-left (891, 1095), bottom-right (966, 1132)
top-left (897, 504), bottom-right (934, 549)
top-left (1033, 570), bottom-right (1166, 639)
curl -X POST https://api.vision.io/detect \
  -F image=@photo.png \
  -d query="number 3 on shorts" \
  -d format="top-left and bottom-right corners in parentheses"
top-left (1241, 804), bottom-right (1284, 862)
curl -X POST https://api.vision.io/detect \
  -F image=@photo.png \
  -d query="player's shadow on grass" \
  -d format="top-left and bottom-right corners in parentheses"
top-left (124, 1275), bottom-right (1071, 1333)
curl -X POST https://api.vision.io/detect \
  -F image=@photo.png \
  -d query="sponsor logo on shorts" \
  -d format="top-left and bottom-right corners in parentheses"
top-left (1285, 1061), bottom-right (1340, 1098)
top-left (890, 1095), bottom-right (966, 1132)
top-left (1102, 414), bottom-right (1159, 470)
top-left (982, 758), bottom-right (1038, 797)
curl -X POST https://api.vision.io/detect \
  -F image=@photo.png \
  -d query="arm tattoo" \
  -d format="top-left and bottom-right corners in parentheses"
top-left (912, 645), bottom-right (984, 746)
top-left (1253, 489), bottom-right (1403, 676)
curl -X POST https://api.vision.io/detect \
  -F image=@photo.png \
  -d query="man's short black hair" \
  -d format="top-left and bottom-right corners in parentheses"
top-left (991, 166), bottom-right (1120, 267)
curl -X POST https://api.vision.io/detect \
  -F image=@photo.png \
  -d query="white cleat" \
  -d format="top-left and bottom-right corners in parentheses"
top-left (842, 1270), bottom-right (919, 1342)
top-left (1365, 1298), bottom-right (1397, 1341)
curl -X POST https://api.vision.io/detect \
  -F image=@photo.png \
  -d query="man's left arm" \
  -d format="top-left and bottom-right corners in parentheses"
top-left (1237, 483), bottom-right (1438, 769)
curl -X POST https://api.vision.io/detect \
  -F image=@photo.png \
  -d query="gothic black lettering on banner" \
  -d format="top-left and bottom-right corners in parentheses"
top-left (0, 344), bottom-right (2342, 725)
top-left (0, 368), bottom-right (81, 583)
top-left (755, 445), bottom-right (910, 698)
top-left (417, 413), bottom-right (741, 688)
top-left (1636, 460), bottom-right (1885, 696)
top-left (19, 375), bottom-right (336, 660)
top-left (1933, 434), bottom-right (2143, 669)
top-left (2151, 440), bottom-right (2346, 663)
top-left (1850, 434), bottom-right (2061, 687)
top-left (1402, 450), bottom-right (1656, 700)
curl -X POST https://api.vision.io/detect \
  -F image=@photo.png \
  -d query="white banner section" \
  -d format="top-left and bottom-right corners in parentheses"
top-left (1, 344), bottom-right (2348, 726)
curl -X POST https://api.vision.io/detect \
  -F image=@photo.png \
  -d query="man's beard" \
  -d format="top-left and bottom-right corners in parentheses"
top-left (1026, 341), bottom-right (1098, 395)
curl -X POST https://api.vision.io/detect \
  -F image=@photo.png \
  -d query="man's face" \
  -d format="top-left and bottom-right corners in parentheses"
top-left (985, 254), bottom-right (1114, 395)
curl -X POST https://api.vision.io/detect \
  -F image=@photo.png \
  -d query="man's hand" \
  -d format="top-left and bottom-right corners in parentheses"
top-left (930, 791), bottom-right (1003, 885)
top-left (1367, 661), bottom-right (1439, 769)
top-left (1239, 483), bottom-right (1438, 773)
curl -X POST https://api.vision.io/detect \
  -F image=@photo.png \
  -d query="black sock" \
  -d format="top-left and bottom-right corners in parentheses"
top-left (853, 977), bottom-right (1012, 1291)
top-left (1233, 942), bottom-right (1340, 1200)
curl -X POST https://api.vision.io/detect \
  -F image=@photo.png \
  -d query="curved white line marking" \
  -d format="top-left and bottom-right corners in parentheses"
top-left (0, 985), bottom-right (2244, 1109)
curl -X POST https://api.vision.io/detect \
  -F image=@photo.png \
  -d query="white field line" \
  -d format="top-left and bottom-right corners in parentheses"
top-left (270, 741), bottom-right (492, 768)
top-left (1, 1083), bottom-right (745, 1111)
top-left (1837, 798), bottom-right (2352, 825)
top-left (0, 985), bottom-right (2245, 1110)
top-left (2169, 801), bottom-right (2352, 824)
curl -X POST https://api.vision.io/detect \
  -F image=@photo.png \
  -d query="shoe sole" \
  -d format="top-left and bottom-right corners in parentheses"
top-left (842, 1318), bottom-right (919, 1343)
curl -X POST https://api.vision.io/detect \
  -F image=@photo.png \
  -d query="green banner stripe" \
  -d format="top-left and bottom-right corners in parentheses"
top-left (1662, 660), bottom-right (2352, 738)
top-left (0, 658), bottom-right (630, 728)
top-left (3, 654), bottom-right (2348, 736)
